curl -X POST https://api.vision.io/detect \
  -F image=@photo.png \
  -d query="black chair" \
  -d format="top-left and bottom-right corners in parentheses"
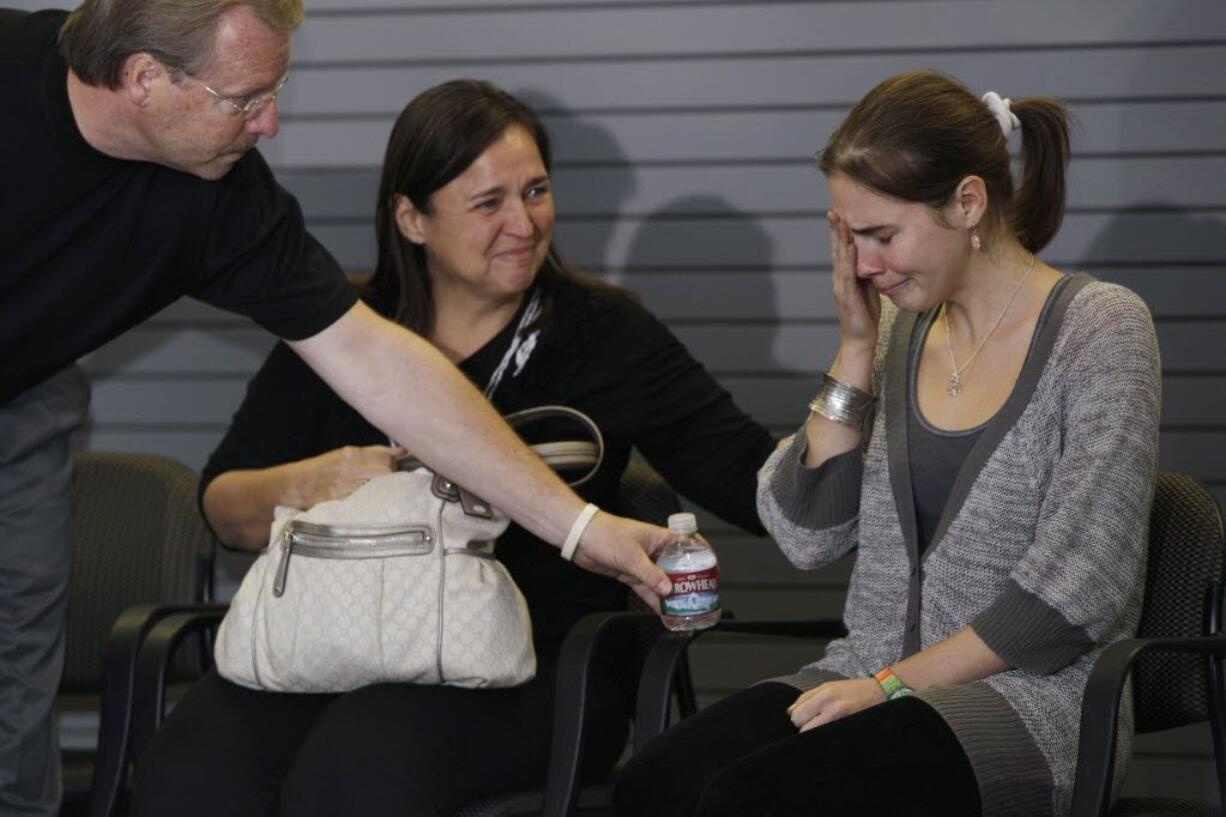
top-left (633, 471), bottom-right (1226, 817)
top-left (456, 459), bottom-right (693, 817)
top-left (1070, 471), bottom-right (1226, 817)
top-left (57, 452), bottom-right (216, 817)
top-left (110, 459), bottom-right (693, 817)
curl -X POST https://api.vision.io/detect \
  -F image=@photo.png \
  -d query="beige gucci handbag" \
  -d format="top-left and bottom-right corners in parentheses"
top-left (213, 406), bottom-right (602, 693)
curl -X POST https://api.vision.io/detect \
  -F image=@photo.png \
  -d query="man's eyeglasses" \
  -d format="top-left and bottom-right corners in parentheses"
top-left (191, 73), bottom-right (289, 118)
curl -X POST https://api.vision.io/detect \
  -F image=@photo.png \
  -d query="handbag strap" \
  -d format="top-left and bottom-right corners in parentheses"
top-left (394, 406), bottom-right (605, 519)
top-left (501, 405), bottom-right (604, 487)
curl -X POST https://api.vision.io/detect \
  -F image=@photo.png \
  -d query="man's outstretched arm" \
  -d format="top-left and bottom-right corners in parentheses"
top-left (288, 301), bottom-right (673, 605)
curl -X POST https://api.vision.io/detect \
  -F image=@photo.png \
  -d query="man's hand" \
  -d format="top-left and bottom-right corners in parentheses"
top-left (571, 512), bottom-right (673, 610)
top-left (787, 677), bottom-right (886, 732)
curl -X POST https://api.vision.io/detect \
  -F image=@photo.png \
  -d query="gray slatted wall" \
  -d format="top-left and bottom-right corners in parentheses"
top-left (17, 0), bottom-right (1226, 800)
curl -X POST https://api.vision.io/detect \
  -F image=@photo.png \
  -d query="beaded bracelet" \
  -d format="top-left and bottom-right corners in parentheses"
top-left (873, 666), bottom-right (915, 701)
top-left (808, 372), bottom-right (876, 430)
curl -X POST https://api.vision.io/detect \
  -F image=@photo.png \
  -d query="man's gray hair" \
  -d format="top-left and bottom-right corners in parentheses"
top-left (59, 0), bottom-right (303, 90)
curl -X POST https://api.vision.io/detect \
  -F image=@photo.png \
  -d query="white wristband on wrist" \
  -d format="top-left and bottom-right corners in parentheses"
top-left (561, 503), bottom-right (600, 561)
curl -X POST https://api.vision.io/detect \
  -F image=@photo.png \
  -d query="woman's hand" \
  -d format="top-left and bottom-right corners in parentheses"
top-left (202, 444), bottom-right (405, 550)
top-left (787, 677), bottom-right (886, 732)
top-left (797, 214), bottom-right (878, 466)
top-left (828, 210), bottom-right (880, 359)
top-left (284, 444), bottom-right (406, 508)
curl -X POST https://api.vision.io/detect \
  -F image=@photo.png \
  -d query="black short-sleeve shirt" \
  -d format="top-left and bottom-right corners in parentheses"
top-left (0, 9), bottom-right (357, 405)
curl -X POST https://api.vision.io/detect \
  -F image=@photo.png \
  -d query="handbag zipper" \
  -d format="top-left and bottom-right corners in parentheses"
top-left (273, 523), bottom-right (433, 597)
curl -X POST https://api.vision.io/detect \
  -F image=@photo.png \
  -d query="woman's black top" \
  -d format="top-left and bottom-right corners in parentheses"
top-left (202, 276), bottom-right (776, 648)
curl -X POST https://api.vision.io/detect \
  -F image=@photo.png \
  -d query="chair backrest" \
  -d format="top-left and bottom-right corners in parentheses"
top-left (1131, 471), bottom-right (1226, 733)
top-left (618, 459), bottom-right (683, 527)
top-left (63, 452), bottom-right (216, 692)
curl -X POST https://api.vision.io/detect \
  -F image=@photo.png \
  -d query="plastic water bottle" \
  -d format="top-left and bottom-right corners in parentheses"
top-left (657, 512), bottom-right (721, 631)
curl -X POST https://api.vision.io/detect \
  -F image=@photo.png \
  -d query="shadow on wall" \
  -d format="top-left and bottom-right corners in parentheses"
top-left (507, 89), bottom-right (788, 411)
top-left (1080, 203), bottom-right (1226, 489)
top-left (622, 194), bottom-right (780, 381)
top-left (1081, 205), bottom-right (1225, 281)
top-left (1079, 201), bottom-right (1226, 322)
top-left (515, 87), bottom-right (635, 273)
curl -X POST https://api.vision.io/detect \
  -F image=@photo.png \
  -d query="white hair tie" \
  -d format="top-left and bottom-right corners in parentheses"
top-left (981, 91), bottom-right (1021, 138)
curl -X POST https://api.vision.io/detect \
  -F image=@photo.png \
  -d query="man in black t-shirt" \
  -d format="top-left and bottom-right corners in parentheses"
top-left (0, 3), bottom-right (672, 812)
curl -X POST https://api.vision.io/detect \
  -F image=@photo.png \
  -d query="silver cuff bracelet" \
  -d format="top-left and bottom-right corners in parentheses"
top-left (808, 372), bottom-right (876, 430)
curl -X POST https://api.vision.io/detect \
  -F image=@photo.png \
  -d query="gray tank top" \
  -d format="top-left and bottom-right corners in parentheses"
top-left (907, 275), bottom-right (1071, 554)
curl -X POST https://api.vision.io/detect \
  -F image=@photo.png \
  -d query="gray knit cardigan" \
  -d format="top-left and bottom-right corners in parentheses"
top-left (758, 275), bottom-right (1160, 817)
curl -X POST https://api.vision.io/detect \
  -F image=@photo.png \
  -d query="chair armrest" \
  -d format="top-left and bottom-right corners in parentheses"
top-left (541, 610), bottom-right (661, 817)
top-left (1070, 635), bottom-right (1226, 817)
top-left (129, 606), bottom-right (228, 764)
top-left (713, 619), bottom-right (847, 640)
top-left (633, 617), bottom-right (845, 753)
top-left (90, 603), bottom-right (223, 817)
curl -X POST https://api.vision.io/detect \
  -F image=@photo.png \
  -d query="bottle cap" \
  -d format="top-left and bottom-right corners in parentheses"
top-left (667, 512), bottom-right (697, 535)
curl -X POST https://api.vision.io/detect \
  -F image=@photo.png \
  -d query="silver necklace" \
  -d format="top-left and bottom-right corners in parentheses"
top-left (942, 255), bottom-right (1036, 398)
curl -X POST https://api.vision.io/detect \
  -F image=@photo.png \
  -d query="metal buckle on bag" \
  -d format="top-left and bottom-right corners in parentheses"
top-left (431, 474), bottom-right (494, 520)
top-left (397, 406), bottom-right (603, 524)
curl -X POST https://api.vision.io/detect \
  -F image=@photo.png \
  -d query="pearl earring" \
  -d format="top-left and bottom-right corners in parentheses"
top-left (971, 233), bottom-right (982, 251)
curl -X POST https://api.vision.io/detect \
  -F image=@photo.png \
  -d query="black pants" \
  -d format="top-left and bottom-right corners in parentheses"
top-left (613, 682), bottom-right (982, 817)
top-left (131, 649), bottom-right (629, 817)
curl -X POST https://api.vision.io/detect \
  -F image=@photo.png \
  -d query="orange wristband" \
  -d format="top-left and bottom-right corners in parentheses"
top-left (873, 666), bottom-right (914, 700)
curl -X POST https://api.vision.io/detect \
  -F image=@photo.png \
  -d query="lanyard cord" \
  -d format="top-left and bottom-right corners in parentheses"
top-left (387, 287), bottom-right (543, 448)
top-left (483, 286), bottom-right (542, 399)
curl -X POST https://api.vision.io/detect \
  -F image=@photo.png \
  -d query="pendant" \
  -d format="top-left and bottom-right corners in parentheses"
top-left (947, 373), bottom-right (962, 398)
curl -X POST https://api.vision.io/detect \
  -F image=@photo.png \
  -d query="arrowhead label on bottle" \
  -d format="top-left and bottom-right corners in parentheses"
top-left (662, 566), bottom-right (720, 616)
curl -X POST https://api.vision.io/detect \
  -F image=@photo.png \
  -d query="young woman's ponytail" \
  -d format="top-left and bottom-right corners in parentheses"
top-left (1010, 99), bottom-right (1072, 253)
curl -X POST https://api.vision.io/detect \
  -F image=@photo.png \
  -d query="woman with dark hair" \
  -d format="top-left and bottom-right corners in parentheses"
top-left (130, 79), bottom-right (775, 817)
top-left (613, 70), bottom-right (1160, 817)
